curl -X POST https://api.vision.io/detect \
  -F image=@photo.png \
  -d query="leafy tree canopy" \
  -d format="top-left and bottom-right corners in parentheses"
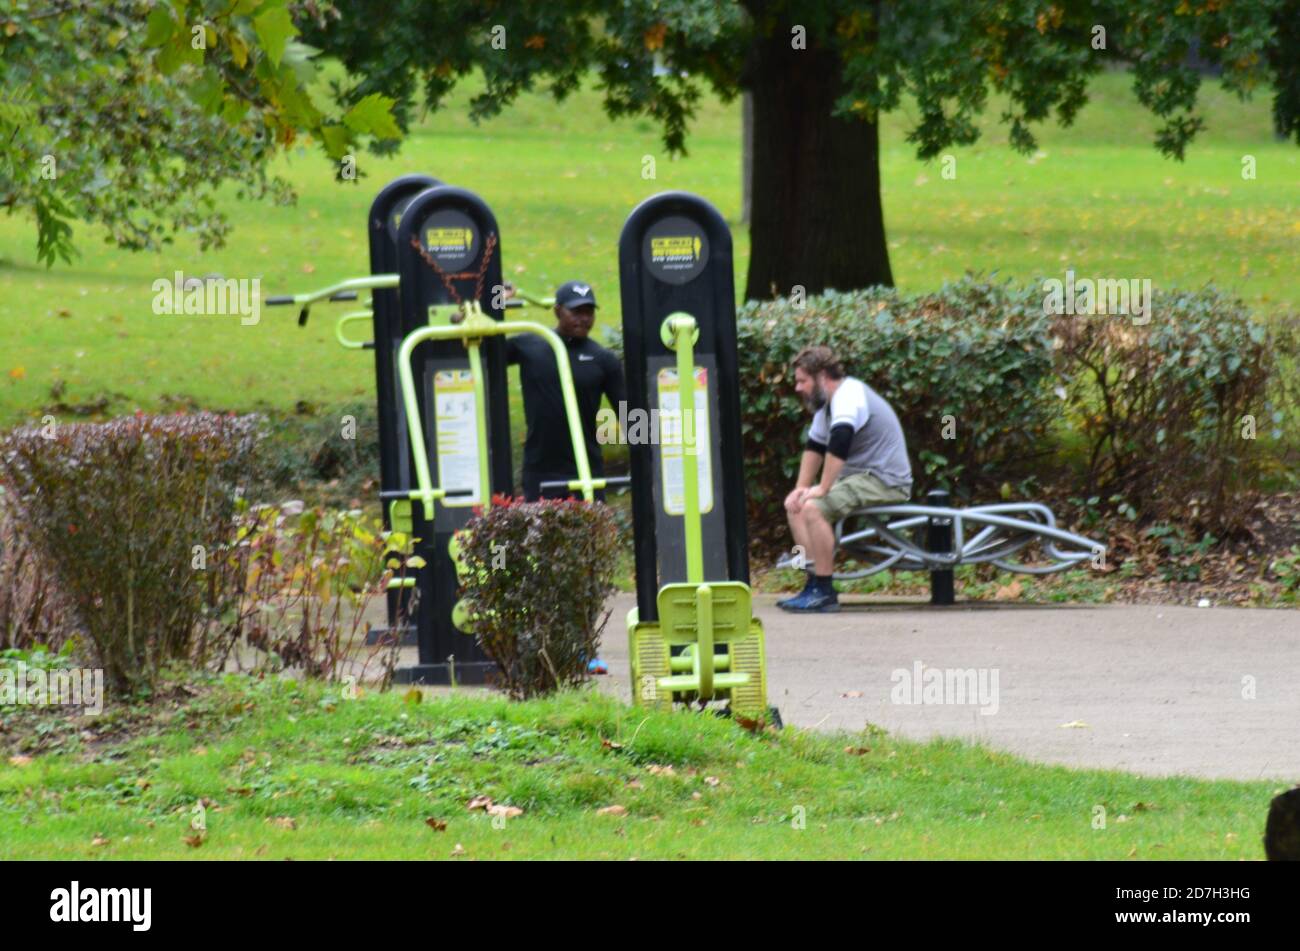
top-left (0, 0), bottom-right (399, 266)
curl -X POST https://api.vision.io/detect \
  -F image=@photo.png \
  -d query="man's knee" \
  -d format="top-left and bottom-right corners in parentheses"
top-left (802, 501), bottom-right (829, 527)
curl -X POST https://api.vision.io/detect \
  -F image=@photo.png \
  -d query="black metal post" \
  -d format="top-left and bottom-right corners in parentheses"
top-left (926, 488), bottom-right (955, 605)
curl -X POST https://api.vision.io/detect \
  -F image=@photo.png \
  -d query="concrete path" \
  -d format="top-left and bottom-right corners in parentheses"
top-left (394, 594), bottom-right (1300, 782)
top-left (592, 594), bottom-right (1300, 782)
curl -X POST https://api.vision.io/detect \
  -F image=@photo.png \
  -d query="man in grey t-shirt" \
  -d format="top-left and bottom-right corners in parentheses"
top-left (780, 345), bottom-right (913, 613)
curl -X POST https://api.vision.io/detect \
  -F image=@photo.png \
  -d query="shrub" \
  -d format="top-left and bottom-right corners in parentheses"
top-left (736, 278), bottom-right (1296, 548)
top-left (456, 496), bottom-right (619, 699)
top-left (0, 413), bottom-right (260, 690)
top-left (0, 486), bottom-right (72, 649)
top-left (208, 503), bottom-right (412, 685)
top-left (248, 399), bottom-right (382, 507)
top-left (1051, 287), bottom-right (1297, 534)
top-left (736, 277), bottom-right (1057, 546)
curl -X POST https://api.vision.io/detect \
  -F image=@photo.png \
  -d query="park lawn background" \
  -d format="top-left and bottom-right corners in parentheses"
top-left (0, 674), bottom-right (1278, 860)
top-left (1, 69), bottom-right (1297, 430)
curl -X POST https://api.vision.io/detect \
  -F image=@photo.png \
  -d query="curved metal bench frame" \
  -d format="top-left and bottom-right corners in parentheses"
top-left (832, 502), bottom-right (1105, 582)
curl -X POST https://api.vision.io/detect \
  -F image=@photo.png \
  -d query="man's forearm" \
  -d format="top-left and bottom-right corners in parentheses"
top-left (796, 450), bottom-right (822, 489)
top-left (818, 454), bottom-right (845, 492)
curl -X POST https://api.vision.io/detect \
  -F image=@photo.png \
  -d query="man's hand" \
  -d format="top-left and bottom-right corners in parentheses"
top-left (784, 487), bottom-right (811, 514)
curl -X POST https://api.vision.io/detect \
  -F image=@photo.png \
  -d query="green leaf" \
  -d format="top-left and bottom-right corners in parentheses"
top-left (320, 124), bottom-right (350, 159)
top-left (343, 93), bottom-right (401, 139)
top-left (254, 5), bottom-right (297, 68)
top-left (187, 69), bottom-right (225, 115)
top-left (143, 6), bottom-right (175, 48)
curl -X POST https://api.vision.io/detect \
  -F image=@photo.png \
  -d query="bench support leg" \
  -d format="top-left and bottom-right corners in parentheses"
top-left (926, 489), bottom-right (955, 605)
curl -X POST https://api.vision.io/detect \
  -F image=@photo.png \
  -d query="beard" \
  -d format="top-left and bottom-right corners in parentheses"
top-left (801, 384), bottom-right (828, 413)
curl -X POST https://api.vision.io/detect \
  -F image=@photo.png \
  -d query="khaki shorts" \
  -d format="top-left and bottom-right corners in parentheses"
top-left (813, 471), bottom-right (910, 523)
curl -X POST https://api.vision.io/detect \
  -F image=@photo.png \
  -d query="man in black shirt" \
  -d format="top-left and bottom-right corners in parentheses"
top-left (507, 280), bottom-right (626, 502)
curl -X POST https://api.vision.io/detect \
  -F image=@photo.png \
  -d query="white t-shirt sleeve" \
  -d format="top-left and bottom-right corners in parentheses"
top-left (829, 379), bottom-right (870, 431)
top-left (807, 409), bottom-right (828, 444)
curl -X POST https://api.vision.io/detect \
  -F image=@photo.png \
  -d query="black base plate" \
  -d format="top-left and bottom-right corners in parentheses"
top-left (392, 662), bottom-right (496, 686)
top-left (365, 625), bottom-right (417, 646)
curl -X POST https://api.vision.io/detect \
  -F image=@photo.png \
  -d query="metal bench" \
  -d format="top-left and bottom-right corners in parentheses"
top-left (780, 489), bottom-right (1106, 605)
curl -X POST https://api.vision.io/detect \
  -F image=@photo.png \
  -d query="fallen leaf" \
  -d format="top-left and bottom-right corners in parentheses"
top-left (7, 755), bottom-right (33, 767)
top-left (597, 805), bottom-right (627, 817)
top-left (703, 776), bottom-right (721, 787)
top-left (425, 818), bottom-right (447, 832)
top-left (601, 737), bottom-right (623, 750)
top-left (844, 746), bottom-right (871, 756)
top-left (267, 816), bottom-right (296, 830)
top-left (646, 765), bottom-right (675, 776)
top-left (1059, 720), bottom-right (1090, 729)
top-left (625, 779), bottom-right (643, 789)
top-left (466, 795), bottom-right (494, 811)
top-left (184, 833), bottom-right (205, 848)
top-left (487, 804), bottom-right (523, 819)
top-left (994, 579), bottom-right (1023, 601)
top-left (403, 688), bottom-right (422, 705)
top-left (91, 836), bottom-right (109, 847)
top-left (450, 843), bottom-right (466, 857)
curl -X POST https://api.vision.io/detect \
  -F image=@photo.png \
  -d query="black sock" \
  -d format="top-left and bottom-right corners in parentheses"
top-left (803, 569), bottom-right (816, 591)
top-left (814, 574), bottom-right (835, 593)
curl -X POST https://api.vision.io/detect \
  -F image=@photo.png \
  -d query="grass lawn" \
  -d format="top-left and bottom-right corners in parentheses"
top-left (0, 672), bottom-right (1278, 860)
top-left (1, 70), bottom-right (1296, 428)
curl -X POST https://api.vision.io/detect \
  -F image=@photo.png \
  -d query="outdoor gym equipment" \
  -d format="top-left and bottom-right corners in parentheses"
top-left (386, 298), bottom-right (619, 658)
top-left (785, 487), bottom-right (1106, 606)
top-left (268, 177), bottom-right (559, 654)
top-left (382, 184), bottom-right (517, 683)
top-left (617, 193), bottom-right (772, 723)
top-left (270, 178), bottom-right (562, 679)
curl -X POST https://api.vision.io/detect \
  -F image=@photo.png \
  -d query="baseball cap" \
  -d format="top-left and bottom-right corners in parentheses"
top-left (555, 280), bottom-right (597, 310)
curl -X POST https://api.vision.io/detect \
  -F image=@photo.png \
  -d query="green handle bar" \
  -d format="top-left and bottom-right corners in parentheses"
top-left (265, 274), bottom-right (398, 326)
top-left (334, 310), bottom-right (374, 349)
top-left (664, 312), bottom-right (703, 584)
top-left (395, 306), bottom-right (598, 521)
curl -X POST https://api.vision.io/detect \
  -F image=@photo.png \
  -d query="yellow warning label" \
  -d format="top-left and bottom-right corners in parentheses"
top-left (425, 228), bottom-right (474, 251)
top-left (650, 235), bottom-right (701, 263)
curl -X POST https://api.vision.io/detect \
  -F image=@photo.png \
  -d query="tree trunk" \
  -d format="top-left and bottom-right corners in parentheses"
top-left (744, 16), bottom-right (893, 301)
top-left (741, 92), bottom-right (753, 225)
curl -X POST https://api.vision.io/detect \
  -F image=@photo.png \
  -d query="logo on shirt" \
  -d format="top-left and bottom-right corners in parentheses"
top-left (578, 354), bottom-right (595, 361)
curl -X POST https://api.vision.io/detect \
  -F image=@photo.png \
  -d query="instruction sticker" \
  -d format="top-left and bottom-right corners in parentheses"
top-left (421, 209), bottom-right (478, 270)
top-left (433, 368), bottom-right (482, 506)
top-left (657, 366), bottom-right (713, 516)
top-left (643, 215), bottom-right (709, 285)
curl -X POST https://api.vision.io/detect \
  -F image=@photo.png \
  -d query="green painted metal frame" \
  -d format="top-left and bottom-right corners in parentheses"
top-left (391, 301), bottom-right (610, 524)
top-left (626, 311), bottom-right (763, 710)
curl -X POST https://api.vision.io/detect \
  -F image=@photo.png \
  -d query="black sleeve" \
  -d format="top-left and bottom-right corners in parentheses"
top-left (827, 422), bottom-right (854, 460)
top-left (805, 438), bottom-right (827, 455)
top-left (602, 350), bottom-right (628, 409)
